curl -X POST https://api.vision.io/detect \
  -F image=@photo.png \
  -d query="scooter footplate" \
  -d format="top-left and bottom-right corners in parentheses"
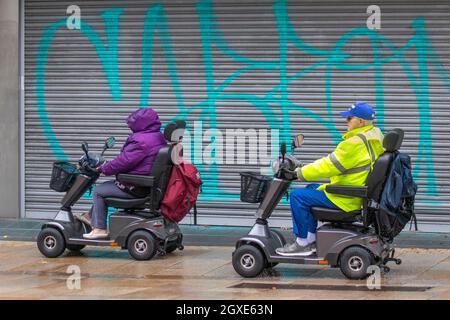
top-left (68, 238), bottom-right (118, 246)
top-left (268, 253), bottom-right (324, 265)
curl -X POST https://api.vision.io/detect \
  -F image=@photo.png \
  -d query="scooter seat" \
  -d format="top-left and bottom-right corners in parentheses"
top-left (310, 207), bottom-right (361, 223)
top-left (104, 197), bottom-right (148, 209)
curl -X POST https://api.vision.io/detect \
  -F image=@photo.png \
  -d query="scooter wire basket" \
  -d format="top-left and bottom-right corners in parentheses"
top-left (239, 172), bottom-right (272, 203)
top-left (49, 161), bottom-right (80, 192)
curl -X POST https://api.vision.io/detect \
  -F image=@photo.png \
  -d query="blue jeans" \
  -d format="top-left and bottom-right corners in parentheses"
top-left (89, 181), bottom-right (134, 229)
top-left (290, 184), bottom-right (338, 238)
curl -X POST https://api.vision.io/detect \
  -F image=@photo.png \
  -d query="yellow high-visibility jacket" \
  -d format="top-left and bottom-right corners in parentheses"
top-left (295, 125), bottom-right (385, 212)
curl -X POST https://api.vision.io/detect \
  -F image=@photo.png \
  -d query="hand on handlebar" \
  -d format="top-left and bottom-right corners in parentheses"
top-left (279, 167), bottom-right (297, 181)
top-left (86, 164), bottom-right (100, 174)
top-left (79, 159), bottom-right (99, 174)
top-left (79, 154), bottom-right (104, 168)
top-left (293, 158), bottom-right (304, 168)
top-left (86, 164), bottom-right (98, 173)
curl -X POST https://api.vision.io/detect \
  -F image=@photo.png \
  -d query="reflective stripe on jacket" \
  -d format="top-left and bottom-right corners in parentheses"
top-left (295, 125), bottom-right (385, 212)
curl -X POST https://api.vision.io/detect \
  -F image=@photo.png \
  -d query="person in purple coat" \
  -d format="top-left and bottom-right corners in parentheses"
top-left (79, 108), bottom-right (167, 240)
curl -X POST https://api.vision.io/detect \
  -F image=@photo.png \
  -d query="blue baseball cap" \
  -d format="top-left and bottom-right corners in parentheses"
top-left (339, 102), bottom-right (375, 120)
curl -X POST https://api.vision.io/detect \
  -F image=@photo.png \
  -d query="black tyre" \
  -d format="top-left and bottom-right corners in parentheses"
top-left (37, 228), bottom-right (66, 258)
top-left (339, 246), bottom-right (375, 280)
top-left (66, 244), bottom-right (86, 252)
top-left (232, 244), bottom-right (266, 278)
top-left (127, 230), bottom-right (157, 261)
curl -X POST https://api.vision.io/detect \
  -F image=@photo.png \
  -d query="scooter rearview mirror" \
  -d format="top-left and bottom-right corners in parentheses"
top-left (292, 134), bottom-right (304, 149)
top-left (280, 142), bottom-right (286, 160)
top-left (81, 141), bottom-right (89, 156)
top-left (105, 136), bottom-right (115, 149)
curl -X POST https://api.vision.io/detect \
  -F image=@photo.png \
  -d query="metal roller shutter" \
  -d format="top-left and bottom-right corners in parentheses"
top-left (24, 0), bottom-right (450, 232)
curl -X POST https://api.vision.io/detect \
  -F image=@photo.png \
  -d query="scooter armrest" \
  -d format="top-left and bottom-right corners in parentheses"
top-left (325, 185), bottom-right (368, 198)
top-left (117, 174), bottom-right (155, 187)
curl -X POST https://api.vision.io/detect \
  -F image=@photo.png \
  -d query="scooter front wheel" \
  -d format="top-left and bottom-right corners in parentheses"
top-left (37, 228), bottom-right (66, 258)
top-left (232, 244), bottom-right (265, 278)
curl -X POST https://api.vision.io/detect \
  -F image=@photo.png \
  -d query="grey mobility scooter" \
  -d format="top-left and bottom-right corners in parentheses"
top-left (37, 120), bottom-right (187, 261)
top-left (232, 129), bottom-right (405, 279)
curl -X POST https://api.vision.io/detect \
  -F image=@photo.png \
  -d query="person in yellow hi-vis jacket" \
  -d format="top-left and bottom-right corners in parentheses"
top-left (276, 102), bottom-right (385, 257)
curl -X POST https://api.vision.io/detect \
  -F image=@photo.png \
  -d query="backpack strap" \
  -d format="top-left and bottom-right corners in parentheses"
top-left (409, 211), bottom-right (418, 231)
top-left (408, 197), bottom-right (418, 231)
top-left (357, 133), bottom-right (376, 170)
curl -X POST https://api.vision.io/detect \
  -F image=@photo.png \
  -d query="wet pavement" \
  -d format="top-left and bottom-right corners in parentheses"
top-left (0, 241), bottom-right (449, 299)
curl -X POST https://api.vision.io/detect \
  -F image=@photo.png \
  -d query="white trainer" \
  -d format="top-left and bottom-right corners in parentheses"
top-left (83, 230), bottom-right (109, 240)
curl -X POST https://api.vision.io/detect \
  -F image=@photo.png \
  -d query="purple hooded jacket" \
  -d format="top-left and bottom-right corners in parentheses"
top-left (99, 108), bottom-right (167, 178)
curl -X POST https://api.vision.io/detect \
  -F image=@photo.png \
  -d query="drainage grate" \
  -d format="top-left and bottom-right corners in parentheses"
top-left (230, 282), bottom-right (432, 292)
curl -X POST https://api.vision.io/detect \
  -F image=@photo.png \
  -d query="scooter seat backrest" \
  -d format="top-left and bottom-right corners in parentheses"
top-left (383, 128), bottom-right (404, 152)
top-left (148, 119), bottom-right (187, 209)
top-left (366, 129), bottom-right (404, 201)
top-left (164, 119), bottom-right (186, 143)
top-left (149, 145), bottom-right (173, 208)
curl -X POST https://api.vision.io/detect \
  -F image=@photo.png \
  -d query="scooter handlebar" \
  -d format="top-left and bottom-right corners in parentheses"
top-left (78, 153), bottom-right (104, 168)
top-left (279, 167), bottom-right (297, 180)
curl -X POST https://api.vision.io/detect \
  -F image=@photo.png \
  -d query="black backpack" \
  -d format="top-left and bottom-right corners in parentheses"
top-left (377, 152), bottom-right (418, 240)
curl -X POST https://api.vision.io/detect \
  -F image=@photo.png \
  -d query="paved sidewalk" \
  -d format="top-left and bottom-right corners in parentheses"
top-left (1, 218), bottom-right (450, 248)
top-left (0, 241), bottom-right (449, 299)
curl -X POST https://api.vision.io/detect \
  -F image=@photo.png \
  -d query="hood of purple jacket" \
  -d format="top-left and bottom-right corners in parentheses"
top-left (127, 108), bottom-right (162, 133)
top-left (99, 108), bottom-right (167, 177)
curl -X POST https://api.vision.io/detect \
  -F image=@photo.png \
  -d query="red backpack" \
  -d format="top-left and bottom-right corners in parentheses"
top-left (160, 162), bottom-right (202, 222)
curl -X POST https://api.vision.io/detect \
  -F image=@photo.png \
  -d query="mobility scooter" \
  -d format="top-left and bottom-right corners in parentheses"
top-left (37, 120), bottom-right (187, 261)
top-left (232, 129), bottom-right (406, 279)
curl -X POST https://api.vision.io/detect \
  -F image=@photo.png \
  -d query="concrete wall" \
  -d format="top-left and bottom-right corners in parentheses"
top-left (0, 0), bottom-right (19, 218)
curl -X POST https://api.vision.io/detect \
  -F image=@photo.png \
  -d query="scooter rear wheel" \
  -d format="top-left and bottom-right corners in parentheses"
top-left (339, 246), bottom-right (375, 280)
top-left (233, 244), bottom-right (265, 278)
top-left (127, 230), bottom-right (157, 261)
top-left (37, 228), bottom-right (66, 258)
